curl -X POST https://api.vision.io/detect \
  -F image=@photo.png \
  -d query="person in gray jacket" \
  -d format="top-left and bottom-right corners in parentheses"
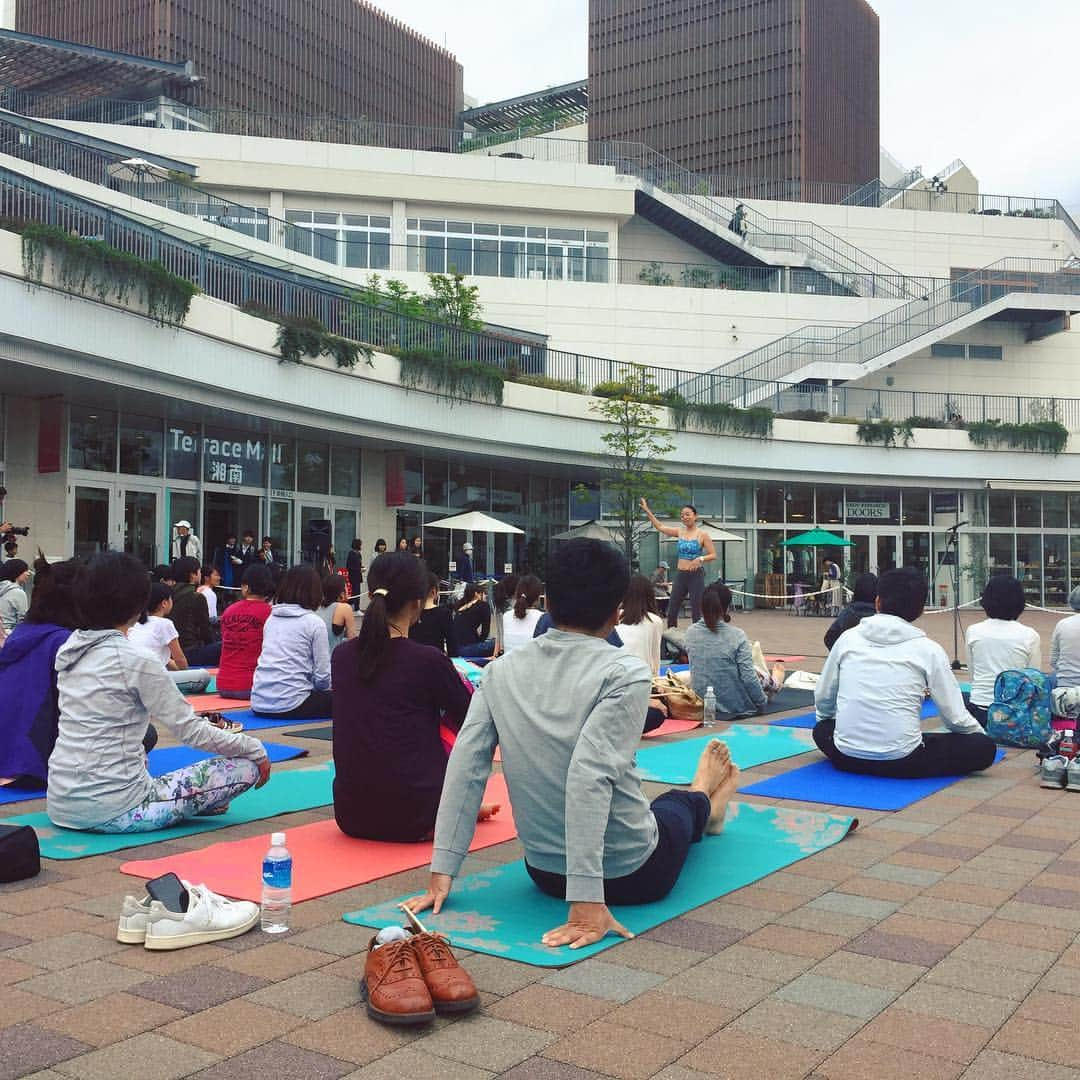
top-left (404, 539), bottom-right (740, 951)
top-left (685, 583), bottom-right (768, 720)
top-left (0, 558), bottom-right (30, 633)
top-left (47, 552), bottom-right (269, 833)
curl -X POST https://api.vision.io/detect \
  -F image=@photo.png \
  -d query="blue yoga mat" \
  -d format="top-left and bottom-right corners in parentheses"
top-left (452, 657), bottom-right (485, 688)
top-left (772, 699), bottom-right (942, 730)
top-left (6, 762), bottom-right (334, 859)
top-left (0, 742), bottom-right (308, 805)
top-left (738, 750), bottom-right (1006, 811)
top-left (635, 726), bottom-right (815, 784)
top-left (203, 709), bottom-right (333, 732)
top-left (343, 801), bottom-right (855, 967)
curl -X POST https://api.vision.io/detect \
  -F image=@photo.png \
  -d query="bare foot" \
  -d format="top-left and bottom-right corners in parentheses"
top-left (705, 765), bottom-right (741, 834)
top-left (477, 802), bottom-right (501, 822)
top-left (690, 739), bottom-right (731, 796)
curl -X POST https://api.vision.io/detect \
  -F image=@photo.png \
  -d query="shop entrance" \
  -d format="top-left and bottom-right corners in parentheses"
top-left (70, 482), bottom-right (161, 565)
top-left (849, 532), bottom-right (900, 577)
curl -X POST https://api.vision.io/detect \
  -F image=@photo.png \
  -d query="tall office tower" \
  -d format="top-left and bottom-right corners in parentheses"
top-left (588, 0), bottom-right (879, 189)
top-left (15, 0), bottom-right (463, 129)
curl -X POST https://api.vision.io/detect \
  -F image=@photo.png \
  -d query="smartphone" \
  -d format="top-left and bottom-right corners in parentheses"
top-left (146, 872), bottom-right (189, 913)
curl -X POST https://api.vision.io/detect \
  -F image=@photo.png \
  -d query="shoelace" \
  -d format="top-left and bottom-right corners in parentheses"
top-left (382, 941), bottom-right (417, 980)
top-left (414, 933), bottom-right (454, 966)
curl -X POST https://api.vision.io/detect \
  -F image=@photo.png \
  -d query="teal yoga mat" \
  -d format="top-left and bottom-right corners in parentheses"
top-left (7, 762), bottom-right (334, 859)
top-left (634, 725), bottom-right (815, 784)
top-left (344, 801), bottom-right (856, 967)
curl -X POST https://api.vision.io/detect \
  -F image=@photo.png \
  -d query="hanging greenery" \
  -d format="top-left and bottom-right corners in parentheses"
top-left (19, 221), bottom-right (198, 326)
top-left (668, 397), bottom-right (774, 439)
top-left (398, 347), bottom-right (505, 405)
top-left (855, 420), bottom-right (915, 447)
top-left (967, 420), bottom-right (1068, 455)
top-left (240, 302), bottom-right (373, 370)
top-left (777, 408), bottom-right (829, 423)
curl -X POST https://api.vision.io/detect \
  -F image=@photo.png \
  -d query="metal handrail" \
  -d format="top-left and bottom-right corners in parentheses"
top-left (3, 161), bottom-right (1080, 432)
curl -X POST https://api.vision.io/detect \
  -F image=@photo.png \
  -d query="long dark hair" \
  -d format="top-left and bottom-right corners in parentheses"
top-left (356, 552), bottom-right (428, 681)
top-left (492, 573), bottom-right (519, 614)
top-left (513, 575), bottom-right (542, 619)
top-left (275, 565), bottom-right (323, 611)
top-left (455, 582), bottom-right (483, 611)
top-left (701, 582), bottom-right (733, 631)
top-left (26, 558), bottom-right (84, 630)
top-left (621, 574), bottom-right (658, 625)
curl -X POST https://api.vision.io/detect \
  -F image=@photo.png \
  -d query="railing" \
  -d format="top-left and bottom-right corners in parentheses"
top-left (685, 258), bottom-right (1080, 398)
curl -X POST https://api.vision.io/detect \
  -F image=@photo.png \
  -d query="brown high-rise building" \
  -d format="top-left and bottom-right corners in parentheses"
top-left (588, 0), bottom-right (879, 189)
top-left (15, 0), bottom-right (464, 129)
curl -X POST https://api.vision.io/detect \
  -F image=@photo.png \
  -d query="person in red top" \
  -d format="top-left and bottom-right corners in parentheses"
top-left (216, 564), bottom-right (274, 699)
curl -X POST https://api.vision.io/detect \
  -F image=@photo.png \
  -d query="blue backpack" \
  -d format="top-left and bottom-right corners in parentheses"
top-left (986, 668), bottom-right (1052, 748)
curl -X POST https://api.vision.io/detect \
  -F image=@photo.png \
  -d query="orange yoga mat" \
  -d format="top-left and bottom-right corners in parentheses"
top-left (119, 774), bottom-right (514, 903)
top-left (643, 716), bottom-right (702, 738)
top-left (187, 693), bottom-right (247, 712)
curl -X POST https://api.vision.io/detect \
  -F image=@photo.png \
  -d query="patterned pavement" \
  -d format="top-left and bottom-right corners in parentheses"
top-left (2, 608), bottom-right (1078, 1079)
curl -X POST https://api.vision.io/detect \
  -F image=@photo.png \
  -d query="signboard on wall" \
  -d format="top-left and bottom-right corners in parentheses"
top-left (167, 427), bottom-right (286, 488)
top-left (846, 501), bottom-right (891, 520)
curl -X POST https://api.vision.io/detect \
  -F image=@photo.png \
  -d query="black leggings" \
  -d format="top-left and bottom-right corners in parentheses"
top-left (253, 689), bottom-right (333, 720)
top-left (965, 700), bottom-right (989, 729)
top-left (525, 790), bottom-right (710, 906)
top-left (667, 568), bottom-right (705, 628)
top-left (813, 718), bottom-right (997, 779)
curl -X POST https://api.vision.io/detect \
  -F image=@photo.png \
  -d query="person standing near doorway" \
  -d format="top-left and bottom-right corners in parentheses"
top-left (457, 542), bottom-right (475, 584)
top-left (171, 520), bottom-right (201, 562)
top-left (640, 500), bottom-right (716, 627)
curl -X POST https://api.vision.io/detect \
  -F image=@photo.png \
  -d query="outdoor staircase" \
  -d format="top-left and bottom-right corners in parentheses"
top-left (679, 258), bottom-right (1080, 407)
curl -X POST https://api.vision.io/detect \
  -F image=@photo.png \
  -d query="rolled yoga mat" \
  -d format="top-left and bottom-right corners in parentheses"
top-left (122, 775), bottom-right (514, 902)
top-left (8, 762), bottom-right (335, 859)
top-left (635, 725), bottom-right (816, 784)
top-left (343, 801), bottom-right (856, 967)
top-left (737, 750), bottom-right (1006, 811)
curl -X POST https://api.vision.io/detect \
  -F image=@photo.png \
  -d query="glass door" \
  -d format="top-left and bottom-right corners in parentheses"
top-left (72, 484), bottom-right (114, 559)
top-left (848, 531), bottom-right (900, 576)
top-left (121, 488), bottom-right (158, 567)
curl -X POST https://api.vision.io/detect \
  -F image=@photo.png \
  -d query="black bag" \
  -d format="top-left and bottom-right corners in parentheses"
top-left (0, 823), bottom-right (40, 883)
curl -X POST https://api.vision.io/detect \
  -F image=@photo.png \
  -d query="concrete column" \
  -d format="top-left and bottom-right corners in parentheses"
top-left (268, 191), bottom-right (286, 248)
top-left (390, 200), bottom-right (408, 273)
top-left (359, 449), bottom-right (398, 553)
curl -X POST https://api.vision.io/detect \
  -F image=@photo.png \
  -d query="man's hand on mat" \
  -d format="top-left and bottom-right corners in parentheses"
top-left (255, 757), bottom-right (272, 789)
top-left (404, 873), bottom-right (453, 915)
top-left (542, 903), bottom-right (634, 950)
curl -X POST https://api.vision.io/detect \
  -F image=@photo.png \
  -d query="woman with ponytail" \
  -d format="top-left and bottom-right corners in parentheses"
top-left (684, 583), bottom-right (767, 721)
top-left (501, 574), bottom-right (543, 655)
top-left (331, 552), bottom-right (498, 841)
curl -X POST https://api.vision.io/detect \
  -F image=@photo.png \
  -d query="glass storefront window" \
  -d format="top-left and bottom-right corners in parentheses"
top-left (422, 459), bottom-right (451, 507)
top-left (1071, 534), bottom-right (1080, 593)
top-left (988, 533), bottom-right (1014, 578)
top-left (757, 530), bottom-right (785, 576)
top-left (203, 427), bottom-right (266, 488)
top-left (166, 421), bottom-right (200, 481)
top-left (1071, 495), bottom-right (1080, 529)
top-left (396, 509), bottom-right (421, 548)
top-left (572, 481), bottom-right (600, 522)
top-left (755, 484), bottom-right (784, 523)
top-left (723, 484), bottom-right (751, 522)
top-left (845, 486), bottom-right (899, 526)
top-left (969, 492), bottom-right (987, 528)
top-left (1016, 535), bottom-right (1040, 606)
top-left (491, 470), bottom-right (526, 515)
top-left (690, 484), bottom-right (723, 519)
top-left (786, 484), bottom-right (813, 525)
top-left (271, 439), bottom-right (295, 493)
top-left (1045, 535), bottom-right (1068, 607)
top-left (330, 446), bottom-right (361, 498)
top-left (334, 509), bottom-right (358, 553)
top-left (1015, 494), bottom-right (1041, 528)
top-left (297, 441), bottom-right (329, 494)
top-left (988, 493), bottom-right (1013, 527)
top-left (903, 532), bottom-right (931, 582)
top-left (117, 414), bottom-right (162, 477)
top-left (69, 406), bottom-right (116, 472)
top-left (404, 455), bottom-right (423, 505)
top-left (450, 464), bottom-right (489, 511)
top-left (1044, 494), bottom-right (1067, 528)
top-left (268, 499), bottom-right (292, 557)
top-left (901, 489), bottom-right (930, 526)
top-left (815, 485), bottom-right (844, 525)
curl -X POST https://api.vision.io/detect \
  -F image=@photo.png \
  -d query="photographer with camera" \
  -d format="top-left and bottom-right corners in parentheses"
top-left (0, 485), bottom-right (30, 549)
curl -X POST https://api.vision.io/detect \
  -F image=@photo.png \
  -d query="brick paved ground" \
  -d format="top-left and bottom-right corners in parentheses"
top-left (3, 608), bottom-right (1077, 1079)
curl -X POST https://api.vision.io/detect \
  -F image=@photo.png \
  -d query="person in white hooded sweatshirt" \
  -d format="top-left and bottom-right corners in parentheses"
top-left (251, 564), bottom-right (332, 719)
top-left (813, 567), bottom-right (996, 779)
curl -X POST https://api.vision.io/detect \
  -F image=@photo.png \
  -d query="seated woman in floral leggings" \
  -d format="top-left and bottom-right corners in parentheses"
top-left (47, 552), bottom-right (270, 834)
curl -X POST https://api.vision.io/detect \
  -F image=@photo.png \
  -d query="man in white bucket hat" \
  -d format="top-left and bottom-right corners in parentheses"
top-left (171, 519), bottom-right (202, 562)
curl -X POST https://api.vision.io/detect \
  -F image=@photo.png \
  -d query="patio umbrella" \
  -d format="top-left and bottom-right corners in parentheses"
top-left (551, 520), bottom-right (617, 542)
top-left (780, 529), bottom-right (852, 547)
top-left (106, 158), bottom-right (168, 185)
top-left (424, 511), bottom-right (523, 534)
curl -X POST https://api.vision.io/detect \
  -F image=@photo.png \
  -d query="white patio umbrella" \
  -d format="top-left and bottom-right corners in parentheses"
top-left (106, 158), bottom-right (168, 185)
top-left (551, 520), bottom-right (617, 543)
top-left (424, 511), bottom-right (523, 534)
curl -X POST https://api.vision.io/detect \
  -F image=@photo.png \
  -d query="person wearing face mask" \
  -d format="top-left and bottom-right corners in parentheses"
top-left (640, 500), bottom-right (716, 628)
top-left (330, 552), bottom-right (499, 842)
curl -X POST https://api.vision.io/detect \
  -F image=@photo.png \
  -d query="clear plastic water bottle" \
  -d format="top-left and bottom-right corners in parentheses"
top-left (261, 831), bottom-right (292, 934)
top-left (703, 686), bottom-right (717, 727)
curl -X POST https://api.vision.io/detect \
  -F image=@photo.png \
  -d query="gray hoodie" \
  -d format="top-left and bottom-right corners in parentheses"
top-left (0, 579), bottom-right (28, 632)
top-left (250, 604), bottom-right (331, 715)
top-left (48, 629), bottom-right (265, 829)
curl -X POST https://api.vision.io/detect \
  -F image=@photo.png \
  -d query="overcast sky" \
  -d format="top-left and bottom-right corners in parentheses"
top-left (373, 0), bottom-right (1079, 209)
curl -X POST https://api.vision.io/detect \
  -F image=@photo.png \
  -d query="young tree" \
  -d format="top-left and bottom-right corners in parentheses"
top-left (587, 368), bottom-right (683, 564)
top-left (426, 271), bottom-right (483, 331)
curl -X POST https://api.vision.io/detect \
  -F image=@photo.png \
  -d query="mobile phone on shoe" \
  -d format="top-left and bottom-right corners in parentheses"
top-left (146, 872), bottom-right (189, 913)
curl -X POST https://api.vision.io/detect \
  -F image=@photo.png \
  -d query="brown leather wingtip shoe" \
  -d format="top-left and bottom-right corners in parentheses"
top-left (411, 931), bottom-right (481, 1016)
top-left (361, 936), bottom-right (435, 1026)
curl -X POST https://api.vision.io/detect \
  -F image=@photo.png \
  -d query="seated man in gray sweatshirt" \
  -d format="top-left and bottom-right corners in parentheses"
top-left (405, 538), bottom-right (739, 950)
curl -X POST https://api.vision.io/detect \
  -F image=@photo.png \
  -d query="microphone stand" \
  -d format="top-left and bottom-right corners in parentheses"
top-left (944, 520), bottom-right (968, 671)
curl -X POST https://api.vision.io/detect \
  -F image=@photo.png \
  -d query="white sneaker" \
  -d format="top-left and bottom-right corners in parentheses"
top-left (117, 894), bottom-right (154, 944)
top-left (143, 884), bottom-right (259, 950)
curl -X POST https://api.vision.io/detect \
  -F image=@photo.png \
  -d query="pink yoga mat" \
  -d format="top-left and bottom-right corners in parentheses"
top-left (120, 775), bottom-right (514, 903)
top-left (186, 693), bottom-right (247, 712)
top-left (643, 716), bottom-right (702, 738)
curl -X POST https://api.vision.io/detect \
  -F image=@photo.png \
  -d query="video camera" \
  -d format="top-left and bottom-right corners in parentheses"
top-left (0, 486), bottom-right (29, 539)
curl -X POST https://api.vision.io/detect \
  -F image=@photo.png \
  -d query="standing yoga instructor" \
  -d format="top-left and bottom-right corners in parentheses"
top-left (640, 500), bottom-right (716, 627)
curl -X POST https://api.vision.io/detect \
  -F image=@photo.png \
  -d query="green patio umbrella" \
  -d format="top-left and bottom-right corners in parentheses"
top-left (780, 529), bottom-right (853, 547)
